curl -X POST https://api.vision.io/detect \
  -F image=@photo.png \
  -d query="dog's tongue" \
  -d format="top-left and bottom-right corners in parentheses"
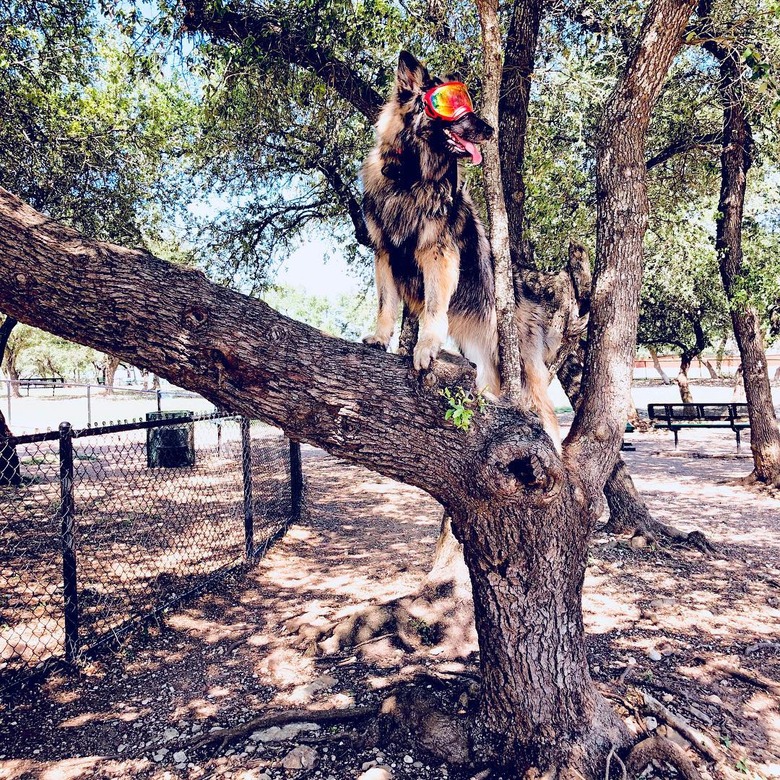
top-left (452, 133), bottom-right (482, 165)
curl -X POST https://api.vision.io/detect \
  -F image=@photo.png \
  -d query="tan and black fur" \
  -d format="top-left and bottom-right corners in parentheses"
top-left (361, 52), bottom-right (560, 448)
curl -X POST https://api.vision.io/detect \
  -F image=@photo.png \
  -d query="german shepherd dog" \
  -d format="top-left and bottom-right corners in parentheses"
top-left (361, 51), bottom-right (560, 448)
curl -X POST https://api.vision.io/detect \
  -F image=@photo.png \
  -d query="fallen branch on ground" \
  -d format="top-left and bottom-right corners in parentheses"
top-left (186, 705), bottom-right (378, 752)
top-left (639, 690), bottom-right (723, 764)
top-left (704, 659), bottom-right (780, 698)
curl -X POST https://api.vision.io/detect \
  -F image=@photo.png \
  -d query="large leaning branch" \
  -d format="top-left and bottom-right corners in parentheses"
top-left (0, 187), bottom-right (537, 506)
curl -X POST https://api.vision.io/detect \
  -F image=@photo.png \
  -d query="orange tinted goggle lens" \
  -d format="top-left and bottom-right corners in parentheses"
top-left (423, 82), bottom-right (474, 120)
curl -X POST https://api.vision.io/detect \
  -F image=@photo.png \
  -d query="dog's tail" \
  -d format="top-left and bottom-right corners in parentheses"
top-left (515, 298), bottom-right (562, 453)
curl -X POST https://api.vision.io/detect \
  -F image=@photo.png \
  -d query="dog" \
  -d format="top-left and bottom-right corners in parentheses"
top-left (361, 51), bottom-right (560, 449)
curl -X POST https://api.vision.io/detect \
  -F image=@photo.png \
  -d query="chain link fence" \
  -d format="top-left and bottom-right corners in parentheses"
top-left (0, 412), bottom-right (302, 690)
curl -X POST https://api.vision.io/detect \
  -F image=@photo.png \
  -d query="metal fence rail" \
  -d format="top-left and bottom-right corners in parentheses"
top-left (0, 413), bottom-right (302, 690)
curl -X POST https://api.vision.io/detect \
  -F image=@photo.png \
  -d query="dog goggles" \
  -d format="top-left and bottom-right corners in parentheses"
top-left (423, 81), bottom-right (474, 121)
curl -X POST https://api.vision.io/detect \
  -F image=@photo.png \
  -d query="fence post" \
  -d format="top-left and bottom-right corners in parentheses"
top-left (86, 384), bottom-right (92, 428)
top-left (5, 379), bottom-right (10, 424)
top-left (59, 422), bottom-right (79, 663)
top-left (241, 417), bottom-right (254, 559)
top-left (289, 440), bottom-right (303, 522)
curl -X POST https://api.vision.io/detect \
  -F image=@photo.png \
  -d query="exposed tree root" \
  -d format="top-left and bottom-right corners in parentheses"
top-left (185, 704), bottom-right (378, 752)
top-left (698, 657), bottom-right (780, 698)
top-left (638, 691), bottom-right (723, 764)
top-left (603, 460), bottom-right (715, 554)
top-left (626, 737), bottom-right (704, 780)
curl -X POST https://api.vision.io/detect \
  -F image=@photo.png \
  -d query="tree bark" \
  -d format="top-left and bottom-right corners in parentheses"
top-left (476, 0), bottom-right (525, 404)
top-left (0, 407), bottom-right (21, 487)
top-left (103, 354), bottom-right (121, 395)
top-left (649, 347), bottom-right (672, 384)
top-left (0, 315), bottom-right (17, 369)
top-left (676, 360), bottom-right (694, 402)
top-left (708, 48), bottom-right (780, 483)
top-left (498, 0), bottom-right (545, 272)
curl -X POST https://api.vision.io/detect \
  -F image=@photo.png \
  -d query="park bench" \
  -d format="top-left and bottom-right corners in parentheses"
top-left (18, 377), bottom-right (65, 396)
top-left (647, 402), bottom-right (750, 449)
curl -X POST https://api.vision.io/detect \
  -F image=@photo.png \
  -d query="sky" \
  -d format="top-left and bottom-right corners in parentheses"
top-left (275, 235), bottom-right (371, 300)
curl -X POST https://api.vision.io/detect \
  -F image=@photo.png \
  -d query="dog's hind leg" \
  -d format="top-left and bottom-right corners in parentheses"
top-left (363, 250), bottom-right (400, 351)
top-left (449, 312), bottom-right (500, 396)
top-left (414, 240), bottom-right (460, 370)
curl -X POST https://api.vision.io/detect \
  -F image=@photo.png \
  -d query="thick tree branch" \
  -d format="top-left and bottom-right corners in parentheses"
top-left (0, 187), bottom-right (556, 509)
top-left (566, 0), bottom-right (698, 494)
top-left (181, 0), bottom-right (384, 123)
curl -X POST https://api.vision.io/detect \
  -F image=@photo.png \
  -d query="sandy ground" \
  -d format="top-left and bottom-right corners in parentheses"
top-left (1, 423), bottom-right (779, 780)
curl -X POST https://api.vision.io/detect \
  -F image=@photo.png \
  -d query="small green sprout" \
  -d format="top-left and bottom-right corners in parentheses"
top-left (440, 387), bottom-right (487, 432)
top-left (735, 758), bottom-right (749, 774)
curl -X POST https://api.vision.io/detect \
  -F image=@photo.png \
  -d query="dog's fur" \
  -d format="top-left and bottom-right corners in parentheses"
top-left (361, 51), bottom-right (560, 448)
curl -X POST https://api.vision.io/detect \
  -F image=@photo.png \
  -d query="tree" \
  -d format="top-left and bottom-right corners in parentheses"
top-left (0, 1), bottom-right (699, 768)
top-left (695, 0), bottom-right (780, 485)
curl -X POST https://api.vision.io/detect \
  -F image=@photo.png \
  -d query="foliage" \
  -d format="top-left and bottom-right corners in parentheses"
top-left (1, 324), bottom-right (106, 383)
top-left (440, 386), bottom-right (487, 431)
top-left (262, 284), bottom-right (375, 340)
top-left (0, 1), bottom-right (196, 246)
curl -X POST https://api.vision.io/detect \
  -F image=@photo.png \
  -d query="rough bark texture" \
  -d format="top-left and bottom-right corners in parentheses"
top-left (707, 46), bottom-right (780, 483)
top-left (498, 0), bottom-right (544, 272)
top-left (566, 0), bottom-right (698, 497)
top-left (0, 407), bottom-right (21, 487)
top-left (475, 0), bottom-right (525, 404)
top-left (0, 187), bottom-right (626, 775)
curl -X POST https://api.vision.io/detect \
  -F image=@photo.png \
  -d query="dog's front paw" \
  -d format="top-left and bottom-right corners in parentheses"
top-left (363, 334), bottom-right (389, 351)
top-left (413, 337), bottom-right (442, 370)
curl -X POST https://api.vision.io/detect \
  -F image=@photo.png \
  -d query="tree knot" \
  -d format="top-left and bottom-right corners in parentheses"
top-left (484, 437), bottom-right (564, 500)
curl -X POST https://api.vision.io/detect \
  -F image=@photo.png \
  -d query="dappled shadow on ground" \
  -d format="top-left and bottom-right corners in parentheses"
top-left (1, 435), bottom-right (779, 779)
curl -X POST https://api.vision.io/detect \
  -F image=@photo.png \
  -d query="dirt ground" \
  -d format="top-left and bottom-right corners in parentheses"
top-left (1, 423), bottom-right (779, 780)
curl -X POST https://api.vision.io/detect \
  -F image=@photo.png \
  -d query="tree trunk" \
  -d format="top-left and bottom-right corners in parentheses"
top-left (0, 407), bottom-right (21, 487)
top-left (676, 358), bottom-right (694, 402)
top-left (476, 0), bottom-right (525, 404)
top-left (498, 0), bottom-right (544, 273)
top-left (567, 0), bottom-right (698, 494)
top-left (708, 47), bottom-right (780, 483)
top-left (103, 354), bottom-right (121, 395)
top-left (0, 315), bottom-right (17, 369)
top-left (3, 352), bottom-right (22, 397)
top-left (649, 346), bottom-right (672, 384)
top-left (461, 478), bottom-right (629, 772)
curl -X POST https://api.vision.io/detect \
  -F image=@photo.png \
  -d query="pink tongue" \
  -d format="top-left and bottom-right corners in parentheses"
top-left (452, 133), bottom-right (482, 165)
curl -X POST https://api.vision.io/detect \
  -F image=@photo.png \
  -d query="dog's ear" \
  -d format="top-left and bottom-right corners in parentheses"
top-left (396, 51), bottom-right (430, 96)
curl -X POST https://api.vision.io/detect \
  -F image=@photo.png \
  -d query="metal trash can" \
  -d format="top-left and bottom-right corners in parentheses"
top-left (146, 411), bottom-right (195, 468)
